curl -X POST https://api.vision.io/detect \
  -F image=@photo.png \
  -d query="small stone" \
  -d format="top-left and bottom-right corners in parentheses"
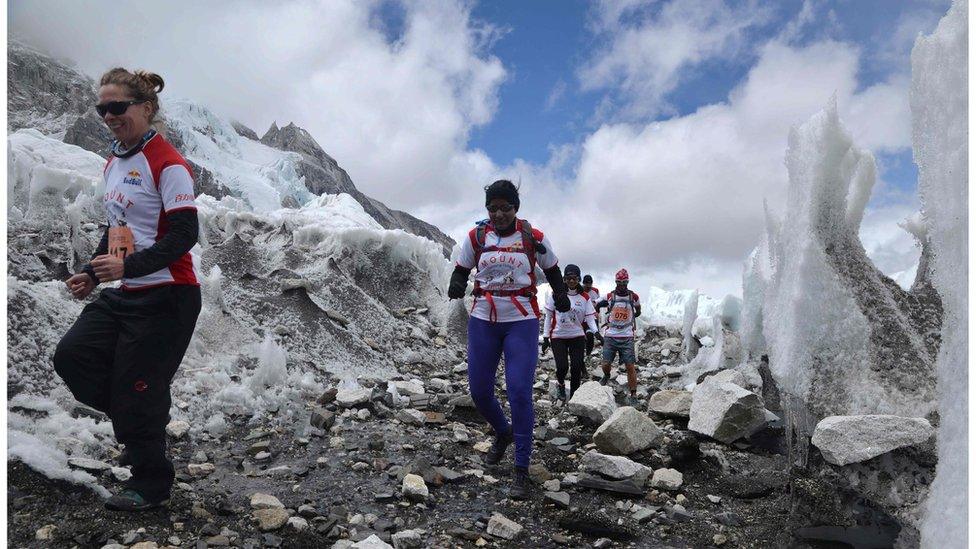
top-left (67, 457), bottom-right (112, 472)
top-left (675, 494), bottom-right (687, 504)
top-left (287, 517), bottom-right (309, 532)
top-left (594, 539), bottom-right (613, 548)
top-left (390, 529), bottom-right (423, 549)
top-left (651, 468), bottom-right (683, 490)
top-left (35, 525), bottom-right (57, 540)
top-left (402, 474), bottom-right (429, 501)
top-left (397, 408), bottom-right (426, 426)
top-left (253, 508), bottom-right (289, 531)
top-left (707, 494), bottom-right (722, 504)
top-left (713, 534), bottom-right (728, 546)
top-left (168, 536), bottom-right (182, 546)
top-left (486, 513), bottom-right (522, 540)
top-left (351, 534), bottom-right (394, 548)
top-left (336, 388), bottom-right (371, 408)
top-left (357, 408), bottom-right (372, 420)
top-left (187, 462), bottom-right (215, 477)
top-left (473, 441), bottom-right (492, 453)
top-left (110, 467), bottom-right (132, 481)
top-left (205, 535), bottom-right (231, 546)
top-left (248, 440), bottom-right (271, 455)
top-left (542, 479), bottom-right (561, 492)
top-left (166, 420), bottom-right (191, 438)
top-left (528, 463), bottom-right (553, 483)
top-left (310, 408), bottom-right (336, 430)
top-left (130, 543), bottom-right (159, 549)
top-left (254, 451), bottom-right (271, 461)
top-left (250, 493), bottom-right (285, 510)
top-left (544, 491), bottom-right (570, 508)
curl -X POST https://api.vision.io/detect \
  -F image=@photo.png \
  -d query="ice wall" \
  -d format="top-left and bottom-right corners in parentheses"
top-left (752, 100), bottom-right (941, 419)
top-left (6, 131), bottom-right (456, 494)
top-left (912, 1), bottom-right (968, 546)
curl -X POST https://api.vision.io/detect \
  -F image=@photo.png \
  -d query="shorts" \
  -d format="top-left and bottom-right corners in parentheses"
top-left (602, 336), bottom-right (636, 365)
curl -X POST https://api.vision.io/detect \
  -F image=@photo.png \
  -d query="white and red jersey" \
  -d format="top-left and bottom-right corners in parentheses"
top-left (585, 286), bottom-right (601, 303)
top-left (544, 290), bottom-right (597, 339)
top-left (103, 133), bottom-right (200, 290)
top-left (456, 222), bottom-right (558, 323)
top-left (603, 290), bottom-right (640, 338)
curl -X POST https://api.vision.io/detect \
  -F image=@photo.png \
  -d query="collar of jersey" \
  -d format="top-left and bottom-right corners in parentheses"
top-left (111, 129), bottom-right (157, 159)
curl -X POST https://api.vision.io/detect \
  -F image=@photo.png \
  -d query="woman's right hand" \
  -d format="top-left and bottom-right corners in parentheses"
top-left (66, 273), bottom-right (95, 300)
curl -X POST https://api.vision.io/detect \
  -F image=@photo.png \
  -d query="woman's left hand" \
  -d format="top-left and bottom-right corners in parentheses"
top-left (91, 254), bottom-right (125, 282)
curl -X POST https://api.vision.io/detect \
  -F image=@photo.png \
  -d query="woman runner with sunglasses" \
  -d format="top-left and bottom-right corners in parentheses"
top-left (448, 180), bottom-right (571, 500)
top-left (54, 68), bottom-right (201, 511)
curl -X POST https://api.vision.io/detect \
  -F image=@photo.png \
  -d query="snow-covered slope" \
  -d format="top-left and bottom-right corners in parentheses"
top-left (7, 109), bottom-right (461, 496)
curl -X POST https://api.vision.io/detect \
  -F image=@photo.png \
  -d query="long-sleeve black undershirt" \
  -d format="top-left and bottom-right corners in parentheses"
top-left (82, 209), bottom-right (199, 284)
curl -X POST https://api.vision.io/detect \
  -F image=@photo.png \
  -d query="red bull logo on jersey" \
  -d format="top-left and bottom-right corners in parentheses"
top-left (122, 169), bottom-right (143, 186)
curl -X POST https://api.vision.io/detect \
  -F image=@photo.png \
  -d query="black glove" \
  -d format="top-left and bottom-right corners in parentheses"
top-left (448, 266), bottom-right (470, 300)
top-left (595, 332), bottom-right (604, 345)
top-left (541, 337), bottom-right (550, 354)
top-left (553, 292), bottom-right (571, 313)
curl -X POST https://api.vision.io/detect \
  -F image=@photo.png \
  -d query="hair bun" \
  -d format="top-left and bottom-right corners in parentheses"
top-left (135, 71), bottom-right (165, 94)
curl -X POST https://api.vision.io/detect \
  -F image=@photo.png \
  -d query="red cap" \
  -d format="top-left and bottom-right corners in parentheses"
top-left (615, 268), bottom-right (629, 282)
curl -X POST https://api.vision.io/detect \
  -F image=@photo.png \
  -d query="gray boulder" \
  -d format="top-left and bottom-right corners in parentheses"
top-left (647, 390), bottom-right (693, 418)
top-left (580, 450), bottom-right (652, 485)
top-left (566, 381), bottom-right (617, 424)
top-left (688, 380), bottom-right (768, 443)
top-left (811, 415), bottom-right (935, 466)
top-left (593, 407), bottom-right (662, 455)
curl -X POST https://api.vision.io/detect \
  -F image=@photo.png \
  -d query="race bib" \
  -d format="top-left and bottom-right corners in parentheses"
top-left (108, 225), bottom-right (135, 259)
top-left (610, 304), bottom-right (632, 324)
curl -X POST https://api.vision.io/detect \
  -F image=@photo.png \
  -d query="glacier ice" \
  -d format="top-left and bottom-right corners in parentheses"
top-left (912, 0), bottom-right (968, 546)
top-left (6, 129), bottom-right (456, 494)
top-left (743, 99), bottom-right (941, 420)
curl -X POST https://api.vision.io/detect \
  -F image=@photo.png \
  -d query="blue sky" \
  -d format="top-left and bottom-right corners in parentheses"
top-left (465, 0), bottom-right (945, 200)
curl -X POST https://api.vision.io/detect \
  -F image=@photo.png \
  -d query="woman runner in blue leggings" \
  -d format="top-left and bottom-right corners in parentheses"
top-left (448, 180), bottom-right (570, 499)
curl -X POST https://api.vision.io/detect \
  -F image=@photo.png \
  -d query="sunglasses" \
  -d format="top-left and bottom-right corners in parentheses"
top-left (487, 204), bottom-right (515, 213)
top-left (564, 275), bottom-right (579, 281)
top-left (95, 100), bottom-right (146, 117)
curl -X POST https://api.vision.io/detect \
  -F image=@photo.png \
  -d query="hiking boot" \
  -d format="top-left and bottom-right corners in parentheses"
top-left (509, 466), bottom-right (530, 500)
top-left (484, 431), bottom-right (513, 466)
top-left (557, 385), bottom-right (568, 402)
top-left (600, 372), bottom-right (611, 386)
top-left (105, 489), bottom-right (168, 512)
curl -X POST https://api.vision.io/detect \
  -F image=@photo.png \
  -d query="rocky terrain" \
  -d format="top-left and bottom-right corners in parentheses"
top-left (8, 332), bottom-right (930, 548)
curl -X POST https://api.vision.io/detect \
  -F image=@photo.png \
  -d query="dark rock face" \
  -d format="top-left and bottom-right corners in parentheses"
top-left (261, 122), bottom-right (455, 256)
top-left (8, 41), bottom-right (96, 135)
top-left (63, 112), bottom-right (113, 157)
top-left (232, 121), bottom-right (259, 141)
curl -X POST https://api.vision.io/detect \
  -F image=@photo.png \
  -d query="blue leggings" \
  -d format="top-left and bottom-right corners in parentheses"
top-left (467, 316), bottom-right (539, 468)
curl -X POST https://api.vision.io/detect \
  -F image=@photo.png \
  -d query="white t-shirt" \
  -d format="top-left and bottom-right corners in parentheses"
top-left (103, 133), bottom-right (200, 290)
top-left (455, 221), bottom-right (558, 323)
top-left (544, 290), bottom-right (597, 339)
top-left (603, 290), bottom-right (640, 338)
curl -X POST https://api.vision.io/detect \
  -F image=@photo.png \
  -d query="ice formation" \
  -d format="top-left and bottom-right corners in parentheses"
top-left (742, 99), bottom-right (942, 419)
top-left (912, 1), bottom-right (968, 546)
top-left (7, 118), bottom-right (457, 494)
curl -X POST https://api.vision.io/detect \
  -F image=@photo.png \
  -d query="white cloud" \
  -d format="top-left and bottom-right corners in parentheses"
top-left (513, 38), bottom-right (917, 298)
top-left (579, 0), bottom-right (772, 119)
top-left (9, 0), bottom-right (506, 215)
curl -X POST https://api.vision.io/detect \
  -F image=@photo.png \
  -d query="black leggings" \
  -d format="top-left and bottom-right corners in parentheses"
top-left (54, 285), bottom-right (201, 500)
top-left (585, 330), bottom-right (595, 355)
top-left (552, 336), bottom-right (586, 396)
